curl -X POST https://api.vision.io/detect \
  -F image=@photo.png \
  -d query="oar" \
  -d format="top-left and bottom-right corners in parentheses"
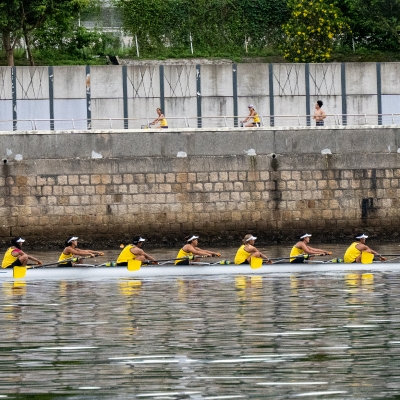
top-left (250, 254), bottom-right (330, 269)
top-left (188, 260), bottom-right (232, 266)
top-left (13, 255), bottom-right (102, 278)
top-left (140, 255), bottom-right (213, 265)
top-left (126, 255), bottom-right (220, 271)
top-left (145, 256), bottom-right (195, 263)
top-left (35, 257), bottom-right (79, 268)
top-left (13, 258), bottom-right (79, 278)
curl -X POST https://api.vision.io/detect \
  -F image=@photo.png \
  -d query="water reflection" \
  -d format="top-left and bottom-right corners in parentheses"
top-left (2, 265), bottom-right (400, 397)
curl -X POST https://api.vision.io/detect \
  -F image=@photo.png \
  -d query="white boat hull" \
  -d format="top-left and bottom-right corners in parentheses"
top-left (0, 262), bottom-right (399, 280)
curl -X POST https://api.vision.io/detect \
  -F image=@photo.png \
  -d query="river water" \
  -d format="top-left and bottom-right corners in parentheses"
top-left (2, 242), bottom-right (400, 399)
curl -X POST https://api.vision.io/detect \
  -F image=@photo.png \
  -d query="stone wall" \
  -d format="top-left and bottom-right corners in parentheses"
top-left (0, 127), bottom-right (400, 247)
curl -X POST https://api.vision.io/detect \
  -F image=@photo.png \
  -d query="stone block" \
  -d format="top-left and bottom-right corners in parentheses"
top-left (209, 193), bottom-right (220, 202)
top-left (214, 183), bottom-right (224, 192)
top-left (197, 173), bottom-right (209, 182)
top-left (78, 175), bottom-right (89, 185)
top-left (176, 173), bottom-right (187, 183)
top-left (62, 186), bottom-right (74, 195)
top-left (95, 185), bottom-right (106, 195)
top-left (219, 192), bottom-right (230, 202)
top-left (209, 172), bottom-right (219, 182)
top-left (229, 171), bottom-right (239, 181)
top-left (234, 182), bottom-right (243, 191)
top-left (57, 176), bottom-right (68, 185)
top-left (42, 186), bottom-right (53, 196)
top-left (90, 175), bottom-right (100, 185)
top-left (85, 186), bottom-right (96, 195)
top-left (287, 181), bottom-right (296, 190)
top-left (166, 173), bottom-right (176, 183)
top-left (68, 175), bottom-right (79, 185)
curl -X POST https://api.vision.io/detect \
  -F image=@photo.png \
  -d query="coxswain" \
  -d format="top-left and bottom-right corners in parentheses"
top-left (290, 233), bottom-right (331, 263)
top-left (1, 237), bottom-right (43, 268)
top-left (234, 234), bottom-right (269, 264)
top-left (58, 236), bottom-right (104, 267)
top-left (116, 236), bottom-right (157, 266)
top-left (175, 235), bottom-right (220, 265)
top-left (343, 233), bottom-right (385, 263)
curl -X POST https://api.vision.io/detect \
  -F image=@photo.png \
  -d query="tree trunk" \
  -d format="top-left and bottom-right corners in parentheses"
top-left (2, 31), bottom-right (15, 67)
top-left (23, 29), bottom-right (34, 66)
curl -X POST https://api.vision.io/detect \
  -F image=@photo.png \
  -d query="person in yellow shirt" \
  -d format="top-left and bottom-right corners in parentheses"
top-left (343, 234), bottom-right (385, 263)
top-left (116, 236), bottom-right (157, 266)
top-left (150, 108), bottom-right (168, 128)
top-left (290, 233), bottom-right (331, 263)
top-left (234, 234), bottom-right (269, 265)
top-left (175, 235), bottom-right (220, 265)
top-left (241, 105), bottom-right (261, 127)
top-left (58, 236), bottom-right (104, 267)
top-left (1, 237), bottom-right (42, 268)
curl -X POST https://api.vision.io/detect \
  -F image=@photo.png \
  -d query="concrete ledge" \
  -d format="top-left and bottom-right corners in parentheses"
top-left (0, 126), bottom-right (400, 161)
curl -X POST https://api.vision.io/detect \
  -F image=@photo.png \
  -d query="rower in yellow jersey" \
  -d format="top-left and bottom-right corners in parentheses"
top-left (290, 233), bottom-right (331, 263)
top-left (116, 236), bottom-right (157, 266)
top-left (175, 235), bottom-right (220, 265)
top-left (1, 237), bottom-right (42, 268)
top-left (343, 233), bottom-right (385, 263)
top-left (234, 234), bottom-right (269, 264)
top-left (241, 105), bottom-right (261, 127)
top-left (150, 108), bottom-right (168, 128)
top-left (58, 236), bottom-right (104, 267)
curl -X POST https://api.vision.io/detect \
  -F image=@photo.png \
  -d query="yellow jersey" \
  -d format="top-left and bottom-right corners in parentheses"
top-left (290, 245), bottom-right (305, 262)
top-left (160, 118), bottom-right (168, 127)
top-left (344, 242), bottom-right (361, 263)
top-left (117, 245), bottom-right (137, 263)
top-left (175, 248), bottom-right (192, 265)
top-left (2, 247), bottom-right (19, 268)
top-left (253, 113), bottom-right (260, 123)
top-left (234, 245), bottom-right (251, 265)
top-left (58, 251), bottom-right (74, 262)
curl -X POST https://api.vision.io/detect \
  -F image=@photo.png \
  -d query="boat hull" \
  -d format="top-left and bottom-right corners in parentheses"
top-left (1, 263), bottom-right (399, 280)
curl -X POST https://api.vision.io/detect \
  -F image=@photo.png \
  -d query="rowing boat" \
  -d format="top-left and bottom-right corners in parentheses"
top-left (1, 262), bottom-right (399, 281)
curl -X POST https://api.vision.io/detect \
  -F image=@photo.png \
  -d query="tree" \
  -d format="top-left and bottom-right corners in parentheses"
top-left (338, 0), bottom-right (400, 51)
top-left (0, 0), bottom-right (91, 66)
top-left (281, 0), bottom-right (350, 63)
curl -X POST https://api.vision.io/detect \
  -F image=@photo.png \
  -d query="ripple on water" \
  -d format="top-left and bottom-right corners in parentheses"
top-left (1, 269), bottom-right (400, 398)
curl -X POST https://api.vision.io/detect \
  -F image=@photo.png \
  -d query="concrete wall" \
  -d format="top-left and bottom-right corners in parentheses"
top-left (0, 127), bottom-right (400, 247)
top-left (2, 62), bottom-right (400, 131)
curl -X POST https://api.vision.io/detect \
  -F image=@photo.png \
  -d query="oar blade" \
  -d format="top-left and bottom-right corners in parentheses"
top-left (250, 257), bottom-right (263, 269)
top-left (13, 266), bottom-right (27, 278)
top-left (361, 252), bottom-right (374, 264)
top-left (127, 259), bottom-right (142, 271)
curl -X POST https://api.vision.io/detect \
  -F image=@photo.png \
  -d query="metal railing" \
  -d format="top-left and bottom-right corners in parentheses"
top-left (1, 114), bottom-right (400, 132)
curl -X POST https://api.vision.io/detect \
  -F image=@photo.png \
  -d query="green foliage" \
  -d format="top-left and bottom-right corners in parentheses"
top-left (34, 26), bottom-right (120, 57)
top-left (0, 0), bottom-right (93, 65)
top-left (337, 0), bottom-right (400, 51)
top-left (113, 0), bottom-right (288, 56)
top-left (281, 0), bottom-right (350, 62)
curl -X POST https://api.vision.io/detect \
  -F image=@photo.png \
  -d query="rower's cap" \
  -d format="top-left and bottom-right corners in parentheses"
top-left (187, 235), bottom-right (199, 242)
top-left (67, 236), bottom-right (78, 243)
top-left (356, 234), bottom-right (368, 239)
top-left (300, 233), bottom-right (312, 239)
top-left (16, 238), bottom-right (25, 243)
top-left (248, 104), bottom-right (254, 108)
top-left (132, 236), bottom-right (145, 244)
top-left (244, 234), bottom-right (257, 242)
